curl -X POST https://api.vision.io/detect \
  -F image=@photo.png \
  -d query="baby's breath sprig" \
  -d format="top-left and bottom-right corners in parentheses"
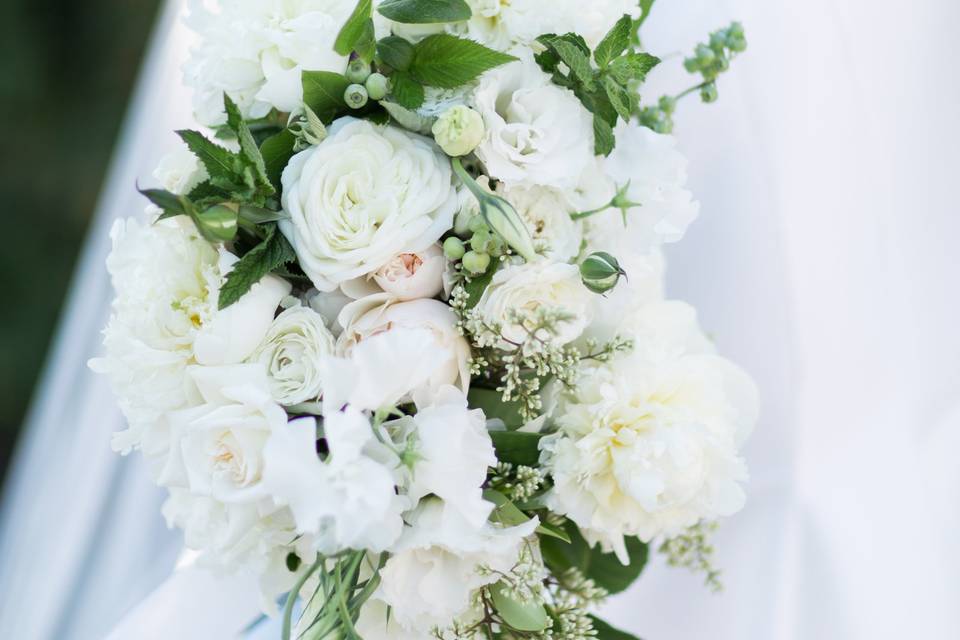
top-left (660, 521), bottom-right (724, 592)
top-left (490, 462), bottom-right (548, 502)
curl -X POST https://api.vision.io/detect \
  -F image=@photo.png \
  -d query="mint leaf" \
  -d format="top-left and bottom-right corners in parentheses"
top-left (607, 52), bottom-right (660, 85)
top-left (590, 616), bottom-right (643, 640)
top-left (219, 225), bottom-right (296, 310)
top-left (176, 129), bottom-right (242, 182)
top-left (377, 36), bottom-right (415, 71)
top-left (223, 95), bottom-right (274, 197)
top-left (334, 0), bottom-right (373, 55)
top-left (537, 34), bottom-right (595, 87)
top-left (638, 0), bottom-right (656, 27)
top-left (390, 71), bottom-right (425, 109)
top-left (139, 187), bottom-right (189, 217)
top-left (302, 71), bottom-right (350, 122)
top-left (594, 15), bottom-right (633, 67)
top-left (603, 75), bottom-right (633, 120)
top-left (410, 34), bottom-right (516, 89)
top-left (377, 0), bottom-right (471, 24)
top-left (489, 431), bottom-right (543, 466)
top-left (540, 521), bottom-right (649, 595)
top-left (593, 113), bottom-right (615, 156)
top-left (259, 129), bottom-right (297, 192)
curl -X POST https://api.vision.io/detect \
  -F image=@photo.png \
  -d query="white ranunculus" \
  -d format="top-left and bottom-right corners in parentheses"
top-left (472, 51), bottom-right (595, 190)
top-left (340, 244), bottom-right (446, 302)
top-left (280, 117), bottom-right (458, 291)
top-left (183, 0), bottom-right (359, 125)
top-left (474, 261), bottom-right (594, 348)
top-left (542, 301), bottom-right (759, 562)
top-left (368, 499), bottom-right (539, 635)
top-left (338, 297), bottom-right (471, 394)
top-left (249, 303), bottom-right (336, 406)
top-left (497, 184), bottom-right (583, 261)
top-left (591, 123), bottom-right (700, 255)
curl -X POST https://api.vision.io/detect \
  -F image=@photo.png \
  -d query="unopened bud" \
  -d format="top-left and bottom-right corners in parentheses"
top-left (462, 250), bottom-right (491, 275)
top-left (365, 73), bottom-right (390, 101)
top-left (433, 106), bottom-right (485, 157)
top-left (195, 204), bottom-right (238, 243)
top-left (580, 252), bottom-right (626, 294)
top-left (345, 59), bottom-right (371, 84)
top-left (443, 237), bottom-right (466, 260)
top-left (344, 84), bottom-right (369, 109)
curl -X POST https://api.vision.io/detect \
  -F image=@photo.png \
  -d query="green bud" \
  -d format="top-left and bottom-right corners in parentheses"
top-left (433, 106), bottom-right (486, 157)
top-left (695, 44), bottom-right (716, 65)
top-left (580, 252), bottom-right (626, 294)
top-left (462, 250), bottom-right (491, 275)
top-left (468, 214), bottom-right (488, 234)
top-left (728, 21), bottom-right (745, 39)
top-left (683, 57), bottom-right (700, 73)
top-left (700, 82), bottom-right (719, 103)
top-left (195, 204), bottom-right (238, 243)
top-left (344, 84), bottom-right (369, 109)
top-left (658, 95), bottom-right (677, 113)
top-left (443, 236), bottom-right (466, 260)
top-left (364, 73), bottom-right (390, 101)
top-left (727, 34), bottom-right (747, 53)
top-left (345, 59), bottom-right (371, 84)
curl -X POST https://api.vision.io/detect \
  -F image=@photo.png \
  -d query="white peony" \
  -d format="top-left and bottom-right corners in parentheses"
top-left (249, 303), bottom-right (336, 406)
top-left (497, 183), bottom-right (584, 261)
top-left (340, 244), bottom-right (446, 302)
top-left (183, 0), bottom-right (358, 125)
top-left (280, 117), bottom-right (458, 291)
top-left (472, 52), bottom-right (595, 190)
top-left (474, 260), bottom-right (594, 348)
top-left (542, 301), bottom-right (758, 562)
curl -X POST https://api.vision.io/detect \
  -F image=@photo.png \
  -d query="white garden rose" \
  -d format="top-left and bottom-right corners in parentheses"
top-left (474, 261), bottom-right (593, 348)
top-left (249, 303), bottom-right (336, 406)
top-left (153, 145), bottom-right (208, 195)
top-left (341, 244), bottom-right (445, 302)
top-left (280, 117), bottom-right (458, 291)
top-left (184, 0), bottom-right (359, 125)
top-left (542, 301), bottom-right (759, 562)
top-left (472, 52), bottom-right (595, 190)
top-left (338, 297), bottom-right (471, 394)
top-left (497, 183), bottom-right (584, 261)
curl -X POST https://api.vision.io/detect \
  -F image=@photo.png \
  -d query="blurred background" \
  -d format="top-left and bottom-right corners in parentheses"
top-left (0, 0), bottom-right (160, 477)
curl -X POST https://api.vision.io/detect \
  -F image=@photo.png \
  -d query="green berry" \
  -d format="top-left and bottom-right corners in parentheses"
top-left (345, 59), bottom-right (371, 84)
top-left (700, 82), bottom-right (718, 103)
top-left (365, 73), bottom-right (390, 101)
top-left (344, 84), bottom-right (369, 109)
top-left (443, 237), bottom-right (466, 260)
top-left (462, 251), bottom-right (491, 275)
top-left (658, 95), bottom-right (677, 113)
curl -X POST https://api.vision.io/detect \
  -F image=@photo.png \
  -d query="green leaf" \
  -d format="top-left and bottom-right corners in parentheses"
top-left (638, 0), bottom-right (656, 27)
top-left (593, 114), bottom-right (615, 156)
top-left (219, 225), bottom-right (296, 310)
top-left (259, 129), bottom-right (297, 192)
top-left (483, 489), bottom-right (531, 527)
top-left (539, 521), bottom-right (649, 595)
top-left (334, 0), bottom-right (373, 55)
top-left (537, 34), bottom-right (595, 87)
top-left (302, 71), bottom-right (350, 122)
top-left (377, 0), bottom-right (471, 24)
top-left (536, 521), bottom-right (572, 543)
top-left (468, 387), bottom-right (524, 428)
top-left (389, 71), bottom-right (425, 109)
top-left (463, 259), bottom-right (496, 308)
top-left (410, 34), bottom-right (517, 89)
top-left (223, 95), bottom-right (274, 196)
top-left (603, 75), bottom-right (632, 121)
top-left (607, 52), bottom-right (660, 85)
top-left (138, 187), bottom-right (188, 217)
top-left (594, 15), bottom-right (633, 67)
top-left (489, 431), bottom-right (543, 467)
top-left (490, 582), bottom-right (550, 632)
top-left (590, 616), bottom-right (643, 640)
top-left (177, 129), bottom-right (242, 182)
top-left (377, 36), bottom-right (415, 71)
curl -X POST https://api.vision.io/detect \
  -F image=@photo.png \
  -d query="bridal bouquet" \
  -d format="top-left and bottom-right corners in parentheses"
top-left (92, 1), bottom-right (755, 638)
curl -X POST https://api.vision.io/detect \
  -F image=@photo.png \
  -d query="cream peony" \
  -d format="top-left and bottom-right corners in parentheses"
top-left (474, 260), bottom-right (594, 348)
top-left (249, 303), bottom-right (336, 406)
top-left (340, 244), bottom-right (446, 302)
top-left (542, 301), bottom-right (758, 562)
top-left (472, 52), bottom-right (595, 190)
top-left (280, 117), bottom-right (458, 291)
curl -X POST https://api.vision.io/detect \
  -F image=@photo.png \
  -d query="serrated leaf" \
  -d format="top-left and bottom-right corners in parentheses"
top-left (607, 52), bottom-right (660, 85)
top-left (590, 616), bottom-right (643, 640)
top-left (593, 114), bottom-right (615, 156)
top-left (390, 72), bottom-right (425, 109)
top-left (187, 181), bottom-right (230, 206)
top-left (410, 34), bottom-right (516, 89)
top-left (218, 225), bottom-right (296, 310)
top-left (603, 76), bottom-right (632, 121)
top-left (377, 36), bottom-right (415, 71)
top-left (334, 0), bottom-right (373, 55)
top-left (377, 0), bottom-right (471, 24)
top-left (259, 129), bottom-right (297, 192)
top-left (539, 521), bottom-right (649, 595)
top-left (490, 582), bottom-right (550, 632)
top-left (177, 129), bottom-right (242, 182)
top-left (595, 15), bottom-right (633, 67)
top-left (538, 34), bottom-right (595, 87)
top-left (302, 71), bottom-right (350, 122)
top-left (489, 431), bottom-right (543, 467)
top-left (223, 95), bottom-right (274, 196)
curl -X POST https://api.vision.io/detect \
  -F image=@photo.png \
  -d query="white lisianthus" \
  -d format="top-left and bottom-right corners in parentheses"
top-left (341, 244), bottom-right (446, 302)
top-left (183, 0), bottom-right (360, 125)
top-left (497, 184), bottom-right (584, 261)
top-left (590, 123), bottom-right (700, 255)
top-left (280, 117), bottom-right (458, 291)
top-left (472, 52), bottom-right (595, 190)
top-left (542, 301), bottom-right (759, 562)
top-left (338, 297), bottom-right (471, 394)
top-left (249, 304), bottom-right (336, 406)
top-left (474, 261), bottom-right (594, 348)
top-left (433, 105), bottom-right (486, 157)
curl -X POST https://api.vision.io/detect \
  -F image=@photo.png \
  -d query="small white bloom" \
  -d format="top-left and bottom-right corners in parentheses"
top-left (433, 105), bottom-right (486, 157)
top-left (249, 304), bottom-right (336, 406)
top-left (341, 244), bottom-right (446, 302)
top-left (153, 145), bottom-right (208, 195)
top-left (496, 183), bottom-right (583, 261)
top-left (542, 301), bottom-right (758, 562)
top-left (472, 51), bottom-right (595, 190)
top-left (280, 117), bottom-right (458, 291)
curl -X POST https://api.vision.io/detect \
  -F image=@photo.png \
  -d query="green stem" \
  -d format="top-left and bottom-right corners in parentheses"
top-left (282, 556), bottom-right (324, 640)
top-left (674, 80), bottom-right (711, 101)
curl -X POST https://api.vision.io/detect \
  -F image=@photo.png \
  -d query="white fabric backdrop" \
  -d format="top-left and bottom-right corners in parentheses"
top-left (1, 0), bottom-right (958, 638)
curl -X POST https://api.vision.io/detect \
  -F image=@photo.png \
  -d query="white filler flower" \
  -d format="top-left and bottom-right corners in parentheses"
top-left (280, 117), bottom-right (458, 291)
top-left (542, 302), bottom-right (759, 562)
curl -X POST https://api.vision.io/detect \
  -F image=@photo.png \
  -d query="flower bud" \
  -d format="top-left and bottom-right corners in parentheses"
top-left (462, 251), bottom-right (491, 275)
top-left (365, 73), bottom-right (390, 101)
top-left (195, 204), bottom-right (238, 243)
top-left (443, 236), bottom-right (466, 260)
top-left (345, 59), bottom-right (371, 84)
top-left (700, 82), bottom-right (719, 104)
top-left (580, 252), bottom-right (626, 294)
top-left (344, 84), bottom-right (369, 109)
top-left (432, 105), bottom-right (485, 157)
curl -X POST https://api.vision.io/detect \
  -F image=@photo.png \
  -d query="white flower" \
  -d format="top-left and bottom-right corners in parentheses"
top-left (497, 183), bottom-right (583, 261)
top-left (591, 123), bottom-right (700, 255)
top-left (472, 51), bottom-right (595, 190)
top-left (153, 145), bottom-right (208, 195)
top-left (582, 249), bottom-right (666, 345)
top-left (474, 261), bottom-right (593, 348)
top-left (365, 498), bottom-right (538, 635)
top-left (542, 301), bottom-right (758, 561)
top-left (183, 0), bottom-right (359, 125)
top-left (341, 244), bottom-right (446, 302)
top-left (249, 304), bottom-right (336, 406)
top-left (338, 297), bottom-right (471, 395)
top-left (280, 117), bottom-right (458, 291)
top-left (433, 105), bottom-right (486, 157)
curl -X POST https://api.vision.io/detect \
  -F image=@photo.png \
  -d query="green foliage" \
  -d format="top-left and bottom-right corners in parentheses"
top-left (302, 71), bottom-right (351, 122)
top-left (377, 0), bottom-right (471, 24)
top-left (590, 615), bottom-right (644, 640)
top-left (468, 387), bottom-right (524, 428)
top-left (489, 431), bottom-right (544, 467)
top-left (334, 0), bottom-right (375, 60)
top-left (389, 71), bottom-right (426, 109)
top-left (593, 15), bottom-right (632, 68)
top-left (259, 129), bottom-right (297, 192)
top-left (490, 582), bottom-right (550, 632)
top-left (376, 36), bottom-right (415, 72)
top-left (409, 34), bottom-right (517, 89)
top-left (218, 225), bottom-right (296, 310)
top-left (540, 521), bottom-right (649, 595)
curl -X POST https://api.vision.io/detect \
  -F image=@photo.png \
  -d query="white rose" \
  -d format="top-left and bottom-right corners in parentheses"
top-left (280, 117), bottom-right (458, 291)
top-left (153, 145), bottom-right (208, 195)
top-left (340, 244), bottom-right (445, 302)
top-left (474, 261), bottom-right (594, 348)
top-left (542, 301), bottom-right (759, 561)
top-left (497, 184), bottom-right (583, 261)
top-left (184, 0), bottom-right (359, 125)
top-left (249, 304), bottom-right (336, 406)
top-left (338, 297), bottom-right (471, 395)
top-left (473, 51), bottom-right (595, 190)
